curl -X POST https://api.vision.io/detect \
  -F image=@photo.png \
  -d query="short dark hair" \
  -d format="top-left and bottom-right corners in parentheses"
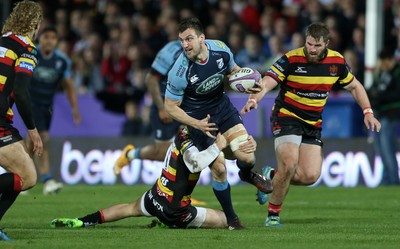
top-left (379, 48), bottom-right (394, 60)
top-left (305, 22), bottom-right (330, 42)
top-left (178, 17), bottom-right (204, 36)
top-left (40, 25), bottom-right (57, 36)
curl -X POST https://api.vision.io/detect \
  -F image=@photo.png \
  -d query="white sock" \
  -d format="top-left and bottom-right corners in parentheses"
top-left (126, 149), bottom-right (135, 161)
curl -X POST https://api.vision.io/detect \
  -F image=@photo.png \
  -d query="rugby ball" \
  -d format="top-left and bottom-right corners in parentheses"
top-left (228, 67), bottom-right (261, 93)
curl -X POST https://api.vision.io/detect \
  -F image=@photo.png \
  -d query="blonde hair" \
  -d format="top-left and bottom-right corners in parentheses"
top-left (2, 0), bottom-right (43, 36)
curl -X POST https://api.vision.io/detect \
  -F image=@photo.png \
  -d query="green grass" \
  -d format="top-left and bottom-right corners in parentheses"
top-left (1, 184), bottom-right (399, 249)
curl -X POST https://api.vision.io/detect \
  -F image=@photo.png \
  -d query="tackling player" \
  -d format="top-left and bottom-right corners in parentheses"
top-left (0, 0), bottom-right (43, 240)
top-left (27, 25), bottom-right (81, 195)
top-left (164, 18), bottom-right (271, 196)
top-left (51, 127), bottom-right (256, 230)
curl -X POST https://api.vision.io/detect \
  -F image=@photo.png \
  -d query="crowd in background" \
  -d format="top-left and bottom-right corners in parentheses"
top-left (11, 0), bottom-right (400, 135)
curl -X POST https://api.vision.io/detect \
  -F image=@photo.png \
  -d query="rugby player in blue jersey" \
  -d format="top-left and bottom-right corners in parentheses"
top-left (27, 26), bottom-right (81, 195)
top-left (114, 40), bottom-right (246, 228)
top-left (51, 127), bottom-right (256, 230)
top-left (114, 40), bottom-right (182, 168)
top-left (164, 18), bottom-right (272, 219)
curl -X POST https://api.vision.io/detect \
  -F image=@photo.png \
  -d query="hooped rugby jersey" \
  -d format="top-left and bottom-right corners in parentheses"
top-left (266, 47), bottom-right (354, 128)
top-left (166, 40), bottom-right (235, 115)
top-left (0, 32), bottom-right (37, 124)
top-left (155, 127), bottom-right (200, 209)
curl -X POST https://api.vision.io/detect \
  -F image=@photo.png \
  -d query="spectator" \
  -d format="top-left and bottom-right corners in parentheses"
top-left (351, 27), bottom-right (365, 66)
top-left (273, 17), bottom-right (292, 52)
top-left (235, 33), bottom-right (267, 73)
top-left (367, 49), bottom-right (400, 185)
top-left (343, 49), bottom-right (364, 84)
top-left (262, 35), bottom-right (285, 72)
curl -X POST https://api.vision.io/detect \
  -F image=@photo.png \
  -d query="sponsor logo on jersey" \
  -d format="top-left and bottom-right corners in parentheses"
top-left (21, 52), bottom-right (37, 64)
top-left (0, 47), bottom-right (7, 58)
top-left (195, 74), bottom-right (223, 94)
top-left (27, 46), bottom-right (37, 55)
top-left (295, 66), bottom-right (307, 73)
top-left (190, 74), bottom-right (199, 84)
top-left (176, 65), bottom-right (186, 77)
top-left (216, 58), bottom-right (224, 69)
top-left (212, 40), bottom-right (226, 49)
top-left (296, 91), bottom-right (329, 99)
top-left (273, 62), bottom-right (284, 72)
top-left (19, 61), bottom-right (35, 72)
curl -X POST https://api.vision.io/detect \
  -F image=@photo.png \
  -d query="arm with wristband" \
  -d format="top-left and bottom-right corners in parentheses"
top-left (344, 78), bottom-right (381, 132)
top-left (241, 75), bottom-right (278, 115)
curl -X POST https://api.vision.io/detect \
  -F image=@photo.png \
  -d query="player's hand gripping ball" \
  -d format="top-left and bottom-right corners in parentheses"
top-left (228, 67), bottom-right (261, 93)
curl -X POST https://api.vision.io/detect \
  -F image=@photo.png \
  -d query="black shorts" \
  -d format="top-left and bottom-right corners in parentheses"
top-left (149, 104), bottom-right (181, 141)
top-left (271, 116), bottom-right (323, 146)
top-left (0, 125), bottom-right (23, 147)
top-left (188, 95), bottom-right (243, 151)
top-left (32, 105), bottom-right (52, 132)
top-left (142, 188), bottom-right (198, 228)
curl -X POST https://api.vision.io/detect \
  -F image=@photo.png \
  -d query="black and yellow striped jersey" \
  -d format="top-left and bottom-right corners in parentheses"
top-left (266, 47), bottom-right (354, 128)
top-left (0, 32), bottom-right (37, 124)
top-left (154, 127), bottom-right (200, 209)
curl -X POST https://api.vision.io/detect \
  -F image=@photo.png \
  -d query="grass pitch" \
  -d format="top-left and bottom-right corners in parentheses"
top-left (1, 184), bottom-right (399, 249)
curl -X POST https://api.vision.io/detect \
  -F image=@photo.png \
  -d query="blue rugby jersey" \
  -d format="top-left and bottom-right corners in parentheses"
top-left (29, 47), bottom-right (71, 108)
top-left (151, 41), bottom-right (182, 97)
top-left (165, 40), bottom-right (235, 116)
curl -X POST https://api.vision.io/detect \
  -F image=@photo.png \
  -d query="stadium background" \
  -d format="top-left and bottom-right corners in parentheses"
top-left (1, 0), bottom-right (399, 186)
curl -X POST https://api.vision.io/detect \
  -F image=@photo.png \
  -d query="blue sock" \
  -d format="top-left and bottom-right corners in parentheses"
top-left (134, 148), bottom-right (141, 159)
top-left (41, 172), bottom-right (53, 183)
top-left (212, 180), bottom-right (237, 224)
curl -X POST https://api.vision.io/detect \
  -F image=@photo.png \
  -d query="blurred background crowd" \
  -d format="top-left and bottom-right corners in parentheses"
top-left (4, 0), bottom-right (400, 136)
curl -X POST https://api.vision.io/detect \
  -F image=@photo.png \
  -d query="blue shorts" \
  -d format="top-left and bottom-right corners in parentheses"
top-left (150, 104), bottom-right (181, 141)
top-left (188, 95), bottom-right (243, 151)
top-left (32, 105), bottom-right (52, 132)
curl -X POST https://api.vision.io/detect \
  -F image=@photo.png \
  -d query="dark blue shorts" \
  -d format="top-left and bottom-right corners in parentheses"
top-left (32, 105), bottom-right (52, 132)
top-left (150, 104), bottom-right (181, 141)
top-left (188, 95), bottom-right (243, 151)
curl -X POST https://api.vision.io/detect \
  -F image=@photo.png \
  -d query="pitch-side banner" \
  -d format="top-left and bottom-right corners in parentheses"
top-left (11, 137), bottom-right (399, 187)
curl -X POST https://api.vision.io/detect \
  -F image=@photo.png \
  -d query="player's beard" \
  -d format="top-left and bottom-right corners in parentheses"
top-left (185, 43), bottom-right (202, 61)
top-left (304, 47), bottom-right (328, 64)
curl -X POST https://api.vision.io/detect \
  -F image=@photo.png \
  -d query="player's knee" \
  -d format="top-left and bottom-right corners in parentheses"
top-left (21, 171), bottom-right (37, 190)
top-left (303, 172), bottom-right (320, 185)
top-left (210, 157), bottom-right (227, 181)
top-left (211, 165), bottom-right (226, 181)
top-left (235, 152), bottom-right (255, 166)
top-left (279, 158), bottom-right (297, 176)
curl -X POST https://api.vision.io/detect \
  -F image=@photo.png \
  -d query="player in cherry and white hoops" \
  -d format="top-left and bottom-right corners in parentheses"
top-left (51, 128), bottom-right (257, 230)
